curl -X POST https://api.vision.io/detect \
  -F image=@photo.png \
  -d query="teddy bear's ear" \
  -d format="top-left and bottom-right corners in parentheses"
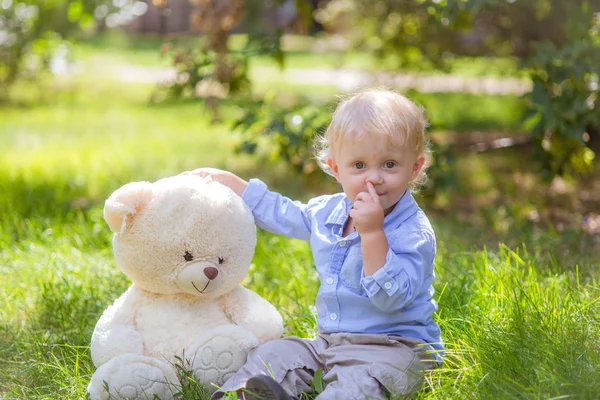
top-left (104, 181), bottom-right (154, 234)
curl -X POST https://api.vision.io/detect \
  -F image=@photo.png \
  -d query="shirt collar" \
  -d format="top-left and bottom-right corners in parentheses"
top-left (383, 190), bottom-right (419, 230)
top-left (325, 190), bottom-right (419, 229)
top-left (325, 196), bottom-right (350, 226)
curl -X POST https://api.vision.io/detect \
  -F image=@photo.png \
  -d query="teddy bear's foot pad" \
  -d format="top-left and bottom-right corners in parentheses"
top-left (190, 329), bottom-right (259, 391)
top-left (88, 354), bottom-right (180, 400)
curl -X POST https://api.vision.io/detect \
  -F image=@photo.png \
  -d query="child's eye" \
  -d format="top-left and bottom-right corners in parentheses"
top-left (384, 161), bottom-right (397, 168)
top-left (354, 162), bottom-right (365, 169)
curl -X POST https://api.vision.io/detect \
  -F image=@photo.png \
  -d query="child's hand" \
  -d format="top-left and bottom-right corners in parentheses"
top-left (350, 182), bottom-right (384, 236)
top-left (181, 168), bottom-right (248, 196)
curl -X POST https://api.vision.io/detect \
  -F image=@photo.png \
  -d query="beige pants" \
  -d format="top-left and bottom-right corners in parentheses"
top-left (212, 332), bottom-right (436, 400)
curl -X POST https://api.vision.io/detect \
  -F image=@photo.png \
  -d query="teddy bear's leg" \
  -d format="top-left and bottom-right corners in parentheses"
top-left (87, 353), bottom-right (180, 400)
top-left (187, 325), bottom-right (260, 392)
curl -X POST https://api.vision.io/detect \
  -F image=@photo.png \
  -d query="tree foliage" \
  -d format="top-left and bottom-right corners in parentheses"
top-left (231, 0), bottom-right (599, 184)
top-left (0, 0), bottom-right (144, 94)
top-left (233, 94), bottom-right (330, 181)
top-left (5, 0), bottom-right (597, 184)
top-left (314, 0), bottom-right (472, 70)
top-left (153, 0), bottom-right (288, 117)
top-left (315, 0), bottom-right (600, 180)
top-left (525, 39), bottom-right (599, 178)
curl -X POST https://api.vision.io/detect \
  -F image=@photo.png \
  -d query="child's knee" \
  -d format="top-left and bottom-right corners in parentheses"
top-left (367, 361), bottom-right (425, 398)
top-left (247, 339), bottom-right (285, 364)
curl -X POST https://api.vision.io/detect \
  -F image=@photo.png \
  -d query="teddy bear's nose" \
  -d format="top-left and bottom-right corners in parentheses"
top-left (203, 266), bottom-right (219, 280)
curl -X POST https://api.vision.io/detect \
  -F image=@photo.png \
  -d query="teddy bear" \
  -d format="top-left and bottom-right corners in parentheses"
top-left (87, 174), bottom-right (284, 400)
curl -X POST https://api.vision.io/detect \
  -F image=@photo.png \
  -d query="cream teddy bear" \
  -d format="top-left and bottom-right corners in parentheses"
top-left (88, 175), bottom-right (284, 399)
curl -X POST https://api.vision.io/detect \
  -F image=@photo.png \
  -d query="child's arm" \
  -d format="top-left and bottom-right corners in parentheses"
top-left (360, 229), bottom-right (436, 312)
top-left (184, 168), bottom-right (317, 240)
top-left (183, 167), bottom-right (248, 196)
top-left (350, 182), bottom-right (388, 276)
top-left (352, 183), bottom-right (435, 311)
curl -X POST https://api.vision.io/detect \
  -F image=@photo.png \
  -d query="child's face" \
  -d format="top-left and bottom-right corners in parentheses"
top-left (327, 133), bottom-right (424, 214)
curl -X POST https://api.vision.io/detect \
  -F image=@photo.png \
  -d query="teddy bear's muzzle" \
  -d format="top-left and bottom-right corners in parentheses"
top-left (175, 261), bottom-right (221, 296)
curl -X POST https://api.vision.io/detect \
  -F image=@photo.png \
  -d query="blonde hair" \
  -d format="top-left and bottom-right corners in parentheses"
top-left (314, 87), bottom-right (431, 191)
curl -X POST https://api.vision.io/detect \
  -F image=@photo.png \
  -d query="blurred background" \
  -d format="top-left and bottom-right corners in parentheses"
top-left (1, 1), bottom-right (599, 398)
top-left (2, 0), bottom-right (599, 244)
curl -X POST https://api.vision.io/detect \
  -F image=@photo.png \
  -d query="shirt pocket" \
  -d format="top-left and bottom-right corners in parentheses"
top-left (339, 245), bottom-right (364, 293)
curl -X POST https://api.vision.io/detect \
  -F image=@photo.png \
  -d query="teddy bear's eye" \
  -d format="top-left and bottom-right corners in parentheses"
top-left (218, 257), bottom-right (224, 264)
top-left (184, 251), bottom-right (194, 262)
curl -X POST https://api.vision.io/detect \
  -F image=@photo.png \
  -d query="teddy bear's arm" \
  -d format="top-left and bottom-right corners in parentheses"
top-left (221, 286), bottom-right (284, 344)
top-left (90, 287), bottom-right (145, 367)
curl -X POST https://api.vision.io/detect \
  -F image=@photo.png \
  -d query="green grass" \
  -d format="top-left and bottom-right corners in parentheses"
top-left (419, 245), bottom-right (599, 399)
top-left (1, 41), bottom-right (598, 399)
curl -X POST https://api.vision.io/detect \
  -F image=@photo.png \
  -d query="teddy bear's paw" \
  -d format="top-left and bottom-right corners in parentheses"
top-left (188, 328), bottom-right (259, 391)
top-left (88, 354), bottom-right (180, 400)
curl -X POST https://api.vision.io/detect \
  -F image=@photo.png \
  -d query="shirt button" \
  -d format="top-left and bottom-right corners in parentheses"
top-left (326, 277), bottom-right (334, 285)
top-left (384, 281), bottom-right (392, 290)
top-left (339, 240), bottom-right (347, 247)
top-left (330, 313), bottom-right (338, 320)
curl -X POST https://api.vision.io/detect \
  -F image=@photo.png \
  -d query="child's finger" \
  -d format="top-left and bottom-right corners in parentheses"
top-left (355, 191), bottom-right (368, 203)
top-left (366, 182), bottom-right (379, 201)
top-left (182, 168), bottom-right (208, 177)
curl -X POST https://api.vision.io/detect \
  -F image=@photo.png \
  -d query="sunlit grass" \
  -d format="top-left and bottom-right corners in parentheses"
top-left (421, 244), bottom-right (600, 399)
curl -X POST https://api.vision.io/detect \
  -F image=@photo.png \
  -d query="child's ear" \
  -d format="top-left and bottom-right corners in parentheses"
top-left (327, 157), bottom-right (340, 179)
top-left (410, 154), bottom-right (426, 181)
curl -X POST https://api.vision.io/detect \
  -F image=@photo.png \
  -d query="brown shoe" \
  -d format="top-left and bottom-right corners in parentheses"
top-left (243, 375), bottom-right (297, 400)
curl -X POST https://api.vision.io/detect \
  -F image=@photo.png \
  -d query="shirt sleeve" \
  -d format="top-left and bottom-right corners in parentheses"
top-left (360, 229), bottom-right (435, 312)
top-left (241, 178), bottom-right (317, 241)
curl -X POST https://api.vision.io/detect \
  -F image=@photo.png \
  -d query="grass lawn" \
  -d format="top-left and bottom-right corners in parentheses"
top-left (0, 40), bottom-right (598, 399)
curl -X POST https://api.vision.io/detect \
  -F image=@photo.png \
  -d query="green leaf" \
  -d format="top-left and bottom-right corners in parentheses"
top-left (311, 368), bottom-right (324, 394)
top-left (67, 1), bottom-right (83, 23)
top-left (531, 82), bottom-right (550, 109)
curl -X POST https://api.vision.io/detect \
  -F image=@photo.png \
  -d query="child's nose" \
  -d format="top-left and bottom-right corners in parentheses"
top-left (366, 171), bottom-right (384, 185)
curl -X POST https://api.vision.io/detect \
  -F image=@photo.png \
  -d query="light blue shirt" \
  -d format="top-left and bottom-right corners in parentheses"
top-left (242, 178), bottom-right (443, 358)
